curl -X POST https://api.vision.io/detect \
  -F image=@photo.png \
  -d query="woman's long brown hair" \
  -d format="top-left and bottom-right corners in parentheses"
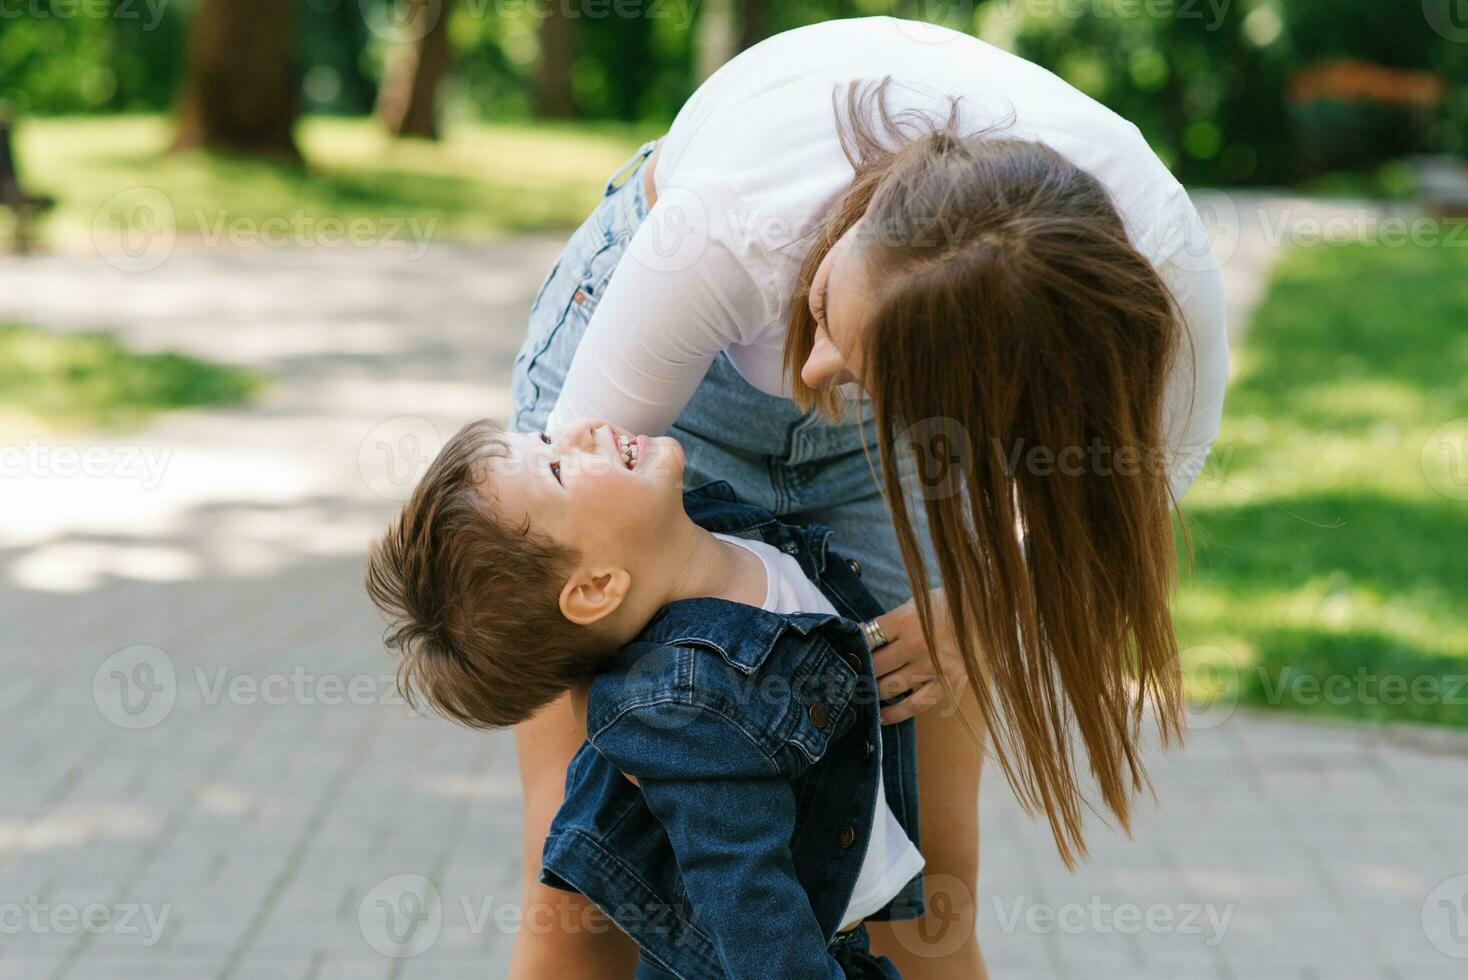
top-left (786, 79), bottom-right (1188, 867)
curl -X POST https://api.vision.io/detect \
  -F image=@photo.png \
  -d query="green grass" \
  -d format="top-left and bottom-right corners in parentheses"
top-left (1295, 160), bottom-right (1419, 201)
top-left (10, 115), bottom-right (659, 249)
top-left (0, 324), bottom-right (259, 431)
top-left (1177, 240), bottom-right (1468, 728)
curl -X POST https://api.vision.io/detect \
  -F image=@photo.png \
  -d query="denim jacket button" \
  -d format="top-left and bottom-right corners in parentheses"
top-left (838, 824), bottom-right (857, 849)
top-left (847, 558), bottom-right (862, 577)
top-left (864, 739), bottom-right (875, 761)
top-left (808, 702), bottom-right (830, 729)
top-left (841, 651), bottom-right (862, 673)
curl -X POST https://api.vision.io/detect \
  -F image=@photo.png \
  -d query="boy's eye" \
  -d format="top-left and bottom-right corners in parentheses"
top-left (539, 431), bottom-right (552, 444)
top-left (549, 460), bottom-right (562, 485)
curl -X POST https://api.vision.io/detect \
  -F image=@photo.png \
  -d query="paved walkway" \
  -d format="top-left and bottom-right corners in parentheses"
top-left (2, 198), bottom-right (1466, 979)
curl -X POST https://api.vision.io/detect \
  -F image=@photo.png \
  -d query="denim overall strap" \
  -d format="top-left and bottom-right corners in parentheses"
top-left (604, 138), bottom-right (660, 197)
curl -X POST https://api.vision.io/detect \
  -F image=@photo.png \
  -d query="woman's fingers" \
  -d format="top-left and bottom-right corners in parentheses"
top-left (874, 604), bottom-right (909, 637)
top-left (870, 637), bottom-right (922, 677)
top-left (877, 667), bottom-right (937, 701)
top-left (871, 596), bottom-right (920, 640)
top-left (880, 679), bottom-right (948, 725)
top-left (867, 589), bottom-right (970, 722)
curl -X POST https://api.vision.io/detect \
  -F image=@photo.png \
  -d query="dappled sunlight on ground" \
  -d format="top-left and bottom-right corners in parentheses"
top-left (3, 227), bottom-right (1466, 978)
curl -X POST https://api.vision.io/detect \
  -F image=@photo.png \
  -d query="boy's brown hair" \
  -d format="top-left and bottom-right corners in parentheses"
top-left (365, 418), bottom-right (605, 728)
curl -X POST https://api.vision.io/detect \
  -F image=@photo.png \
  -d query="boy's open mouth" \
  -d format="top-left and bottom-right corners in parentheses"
top-left (615, 434), bottom-right (646, 470)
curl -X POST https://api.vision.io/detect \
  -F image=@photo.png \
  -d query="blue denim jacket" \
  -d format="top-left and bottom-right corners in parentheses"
top-left (539, 482), bottom-right (923, 980)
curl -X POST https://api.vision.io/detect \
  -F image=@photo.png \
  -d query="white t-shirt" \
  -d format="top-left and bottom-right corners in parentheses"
top-left (546, 16), bottom-right (1228, 499)
top-left (712, 533), bottom-right (925, 929)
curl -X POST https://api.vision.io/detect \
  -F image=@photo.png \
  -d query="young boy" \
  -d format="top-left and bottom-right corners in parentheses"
top-left (366, 416), bottom-right (924, 979)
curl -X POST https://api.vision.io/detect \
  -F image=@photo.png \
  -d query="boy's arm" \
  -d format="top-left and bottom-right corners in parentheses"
top-left (593, 707), bottom-right (845, 980)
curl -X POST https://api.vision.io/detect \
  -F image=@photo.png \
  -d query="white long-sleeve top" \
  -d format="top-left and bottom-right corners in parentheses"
top-left (547, 16), bottom-right (1229, 499)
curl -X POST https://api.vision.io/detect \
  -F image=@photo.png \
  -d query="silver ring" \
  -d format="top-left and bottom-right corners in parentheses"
top-left (860, 618), bottom-right (890, 650)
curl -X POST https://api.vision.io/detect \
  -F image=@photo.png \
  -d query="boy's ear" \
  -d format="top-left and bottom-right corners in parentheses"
top-left (559, 566), bottom-right (632, 627)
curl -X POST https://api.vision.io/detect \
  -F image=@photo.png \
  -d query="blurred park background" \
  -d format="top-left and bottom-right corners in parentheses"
top-left (1, 2), bottom-right (1467, 978)
top-left (4, 0), bottom-right (1466, 726)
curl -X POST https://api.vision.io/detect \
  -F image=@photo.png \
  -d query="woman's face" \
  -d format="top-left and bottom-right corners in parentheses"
top-left (801, 223), bottom-right (878, 393)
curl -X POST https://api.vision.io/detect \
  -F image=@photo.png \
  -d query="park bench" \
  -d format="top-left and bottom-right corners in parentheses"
top-left (0, 114), bottom-right (55, 254)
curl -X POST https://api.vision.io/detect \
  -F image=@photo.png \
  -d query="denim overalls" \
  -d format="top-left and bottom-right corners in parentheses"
top-left (539, 482), bottom-right (922, 979)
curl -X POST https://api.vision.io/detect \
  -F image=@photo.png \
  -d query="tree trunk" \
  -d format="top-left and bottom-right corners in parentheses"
top-left (534, 3), bottom-right (578, 119)
top-left (376, 0), bottom-right (457, 139)
top-left (737, 0), bottom-right (769, 52)
top-left (328, 0), bottom-right (379, 114)
top-left (173, 0), bottom-right (299, 161)
top-left (607, 7), bottom-right (652, 121)
top-left (696, 0), bottom-right (738, 82)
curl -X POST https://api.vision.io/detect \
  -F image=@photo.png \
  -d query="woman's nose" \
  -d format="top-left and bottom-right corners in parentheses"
top-left (801, 334), bottom-right (849, 390)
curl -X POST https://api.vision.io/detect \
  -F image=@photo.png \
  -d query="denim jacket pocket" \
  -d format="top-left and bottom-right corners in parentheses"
top-left (784, 646), bottom-right (859, 766)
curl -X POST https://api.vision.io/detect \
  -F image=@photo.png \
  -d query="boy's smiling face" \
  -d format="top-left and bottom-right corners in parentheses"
top-left (481, 418), bottom-right (688, 580)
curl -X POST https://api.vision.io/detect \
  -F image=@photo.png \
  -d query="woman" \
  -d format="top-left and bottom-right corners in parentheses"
top-left (509, 16), bottom-right (1228, 979)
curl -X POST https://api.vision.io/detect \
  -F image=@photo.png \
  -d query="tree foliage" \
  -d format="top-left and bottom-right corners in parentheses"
top-left (1, 0), bottom-right (1462, 182)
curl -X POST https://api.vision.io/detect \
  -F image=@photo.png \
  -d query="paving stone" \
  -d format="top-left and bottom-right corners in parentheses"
top-left (2, 218), bottom-right (1461, 977)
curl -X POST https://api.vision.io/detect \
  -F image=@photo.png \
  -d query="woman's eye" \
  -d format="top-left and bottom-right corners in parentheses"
top-left (550, 461), bottom-right (563, 485)
top-left (539, 431), bottom-right (552, 444)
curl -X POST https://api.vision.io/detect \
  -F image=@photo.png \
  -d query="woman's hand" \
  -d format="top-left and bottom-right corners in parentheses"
top-left (869, 588), bottom-right (970, 724)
